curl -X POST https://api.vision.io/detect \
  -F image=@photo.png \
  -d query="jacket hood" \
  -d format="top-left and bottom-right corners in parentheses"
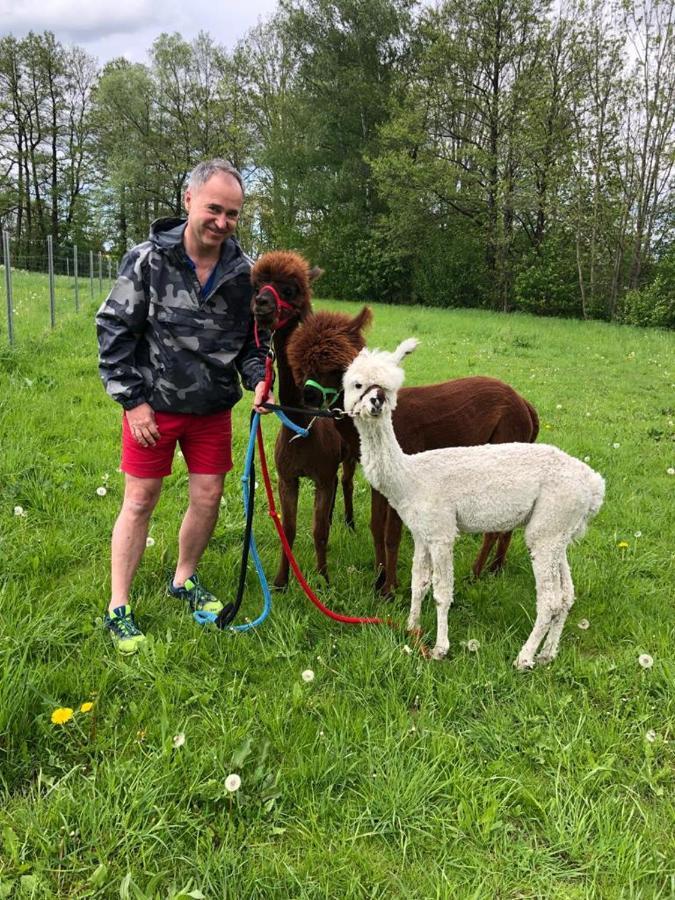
top-left (148, 217), bottom-right (187, 249)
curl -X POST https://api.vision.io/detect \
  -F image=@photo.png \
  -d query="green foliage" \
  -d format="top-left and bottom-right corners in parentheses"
top-left (513, 233), bottom-right (582, 318)
top-left (619, 249), bottom-right (675, 329)
top-left (0, 296), bottom-right (673, 896)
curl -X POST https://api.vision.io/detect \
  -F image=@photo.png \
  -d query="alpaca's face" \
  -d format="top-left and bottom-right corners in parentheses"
top-left (342, 350), bottom-right (405, 419)
top-left (250, 252), bottom-right (322, 330)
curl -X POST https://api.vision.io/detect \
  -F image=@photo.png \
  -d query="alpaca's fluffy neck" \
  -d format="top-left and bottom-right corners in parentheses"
top-left (273, 323), bottom-right (313, 427)
top-left (354, 408), bottom-right (409, 504)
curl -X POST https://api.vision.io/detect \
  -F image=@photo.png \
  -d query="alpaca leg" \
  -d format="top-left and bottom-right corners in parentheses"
top-left (273, 476), bottom-right (299, 589)
top-left (429, 542), bottom-right (455, 660)
top-left (327, 475), bottom-right (338, 526)
top-left (536, 552), bottom-right (574, 665)
top-left (514, 547), bottom-right (561, 670)
top-left (407, 542), bottom-right (432, 632)
top-left (471, 532), bottom-right (499, 578)
top-left (489, 531), bottom-right (513, 574)
top-left (371, 489), bottom-right (388, 591)
top-left (341, 457), bottom-right (356, 530)
top-left (380, 506), bottom-right (403, 598)
top-left (313, 483), bottom-right (335, 582)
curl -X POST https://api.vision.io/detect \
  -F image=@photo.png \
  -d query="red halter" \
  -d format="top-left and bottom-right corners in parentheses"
top-left (253, 282), bottom-right (297, 348)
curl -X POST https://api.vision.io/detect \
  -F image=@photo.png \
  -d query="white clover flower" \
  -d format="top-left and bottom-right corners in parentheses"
top-left (556, 403), bottom-right (563, 410)
top-left (577, 619), bottom-right (590, 630)
top-left (584, 456), bottom-right (591, 463)
top-left (96, 487), bottom-right (107, 497)
top-left (225, 773), bottom-right (241, 792)
top-left (301, 669), bottom-right (315, 683)
top-left (102, 473), bottom-right (110, 482)
top-left (638, 654), bottom-right (654, 669)
top-left (667, 467), bottom-right (675, 476)
top-left (645, 730), bottom-right (656, 743)
top-left (612, 442), bottom-right (621, 449)
top-left (466, 639), bottom-right (480, 652)
top-left (146, 536), bottom-right (155, 548)
top-left (586, 411), bottom-right (591, 417)
top-left (172, 732), bottom-right (186, 749)
top-left (13, 505), bottom-right (26, 517)
top-left (634, 531), bottom-right (642, 538)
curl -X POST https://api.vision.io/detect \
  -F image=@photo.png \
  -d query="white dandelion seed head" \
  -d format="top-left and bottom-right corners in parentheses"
top-left (225, 773), bottom-right (241, 792)
top-left (467, 639), bottom-right (481, 652)
top-left (645, 730), bottom-right (656, 743)
top-left (556, 403), bottom-right (563, 409)
top-left (667, 467), bottom-right (675, 476)
top-left (96, 486), bottom-right (107, 497)
top-left (172, 732), bottom-right (186, 749)
top-left (577, 619), bottom-right (590, 630)
top-left (584, 456), bottom-right (591, 463)
top-left (13, 505), bottom-right (26, 517)
top-left (612, 442), bottom-right (621, 449)
top-left (634, 531), bottom-right (642, 538)
top-left (301, 669), bottom-right (315, 683)
top-left (102, 473), bottom-right (110, 482)
top-left (638, 654), bottom-right (654, 669)
top-left (145, 536), bottom-right (155, 547)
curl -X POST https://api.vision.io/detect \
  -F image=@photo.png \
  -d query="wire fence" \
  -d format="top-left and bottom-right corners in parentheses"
top-left (0, 230), bottom-right (116, 346)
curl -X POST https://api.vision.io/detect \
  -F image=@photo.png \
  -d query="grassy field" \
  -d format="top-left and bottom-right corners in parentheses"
top-left (0, 266), bottom-right (111, 344)
top-left (0, 287), bottom-right (673, 898)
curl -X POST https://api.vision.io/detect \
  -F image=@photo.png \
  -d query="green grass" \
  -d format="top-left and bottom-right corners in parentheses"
top-left (0, 285), bottom-right (673, 898)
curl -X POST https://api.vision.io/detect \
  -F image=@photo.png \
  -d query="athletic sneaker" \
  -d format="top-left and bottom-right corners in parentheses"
top-left (168, 574), bottom-right (223, 615)
top-left (104, 605), bottom-right (147, 654)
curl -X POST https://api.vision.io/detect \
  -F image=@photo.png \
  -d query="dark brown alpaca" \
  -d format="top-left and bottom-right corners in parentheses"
top-left (286, 306), bottom-right (540, 596)
top-left (251, 251), bottom-right (357, 588)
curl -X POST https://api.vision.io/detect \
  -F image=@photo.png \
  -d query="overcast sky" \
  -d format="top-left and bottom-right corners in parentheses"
top-left (0, 0), bottom-right (282, 64)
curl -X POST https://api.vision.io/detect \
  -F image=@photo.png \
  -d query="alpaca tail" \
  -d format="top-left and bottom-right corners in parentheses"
top-left (525, 399), bottom-right (540, 442)
top-left (572, 470), bottom-right (606, 542)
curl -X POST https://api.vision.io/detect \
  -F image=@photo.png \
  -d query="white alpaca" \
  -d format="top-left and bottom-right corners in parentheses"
top-left (343, 339), bottom-right (605, 669)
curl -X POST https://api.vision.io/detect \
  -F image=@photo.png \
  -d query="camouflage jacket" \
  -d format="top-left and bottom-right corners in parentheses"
top-left (96, 218), bottom-right (269, 415)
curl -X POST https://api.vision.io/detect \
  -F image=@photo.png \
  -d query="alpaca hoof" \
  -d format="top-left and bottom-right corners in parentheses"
top-left (272, 579), bottom-right (289, 592)
top-left (374, 569), bottom-right (386, 591)
top-left (535, 651), bottom-right (555, 667)
top-left (430, 645), bottom-right (448, 661)
top-left (514, 654), bottom-right (535, 671)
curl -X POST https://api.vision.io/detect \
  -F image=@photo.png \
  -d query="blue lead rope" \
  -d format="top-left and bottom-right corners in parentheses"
top-left (193, 409), bottom-right (308, 631)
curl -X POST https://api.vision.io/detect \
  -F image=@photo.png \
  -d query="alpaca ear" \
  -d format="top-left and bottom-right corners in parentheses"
top-left (308, 266), bottom-right (324, 283)
top-left (349, 305), bottom-right (373, 334)
top-left (392, 337), bottom-right (419, 363)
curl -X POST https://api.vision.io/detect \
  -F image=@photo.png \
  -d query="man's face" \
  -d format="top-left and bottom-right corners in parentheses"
top-left (184, 172), bottom-right (243, 254)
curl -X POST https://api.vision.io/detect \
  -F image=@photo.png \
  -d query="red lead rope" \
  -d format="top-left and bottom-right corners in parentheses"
top-left (255, 422), bottom-right (390, 626)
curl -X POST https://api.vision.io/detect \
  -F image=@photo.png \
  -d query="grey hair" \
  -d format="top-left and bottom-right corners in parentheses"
top-left (187, 159), bottom-right (245, 196)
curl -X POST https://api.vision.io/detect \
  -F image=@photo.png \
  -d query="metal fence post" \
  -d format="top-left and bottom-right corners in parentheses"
top-left (89, 250), bottom-right (94, 299)
top-left (47, 235), bottom-right (56, 328)
top-left (98, 252), bottom-right (102, 293)
top-left (74, 245), bottom-right (79, 312)
top-left (107, 256), bottom-right (112, 283)
top-left (2, 230), bottom-right (14, 345)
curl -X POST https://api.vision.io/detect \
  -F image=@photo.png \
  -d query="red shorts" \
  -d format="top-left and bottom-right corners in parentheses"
top-left (121, 410), bottom-right (233, 478)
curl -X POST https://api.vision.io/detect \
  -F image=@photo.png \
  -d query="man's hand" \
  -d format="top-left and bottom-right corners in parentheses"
top-left (253, 381), bottom-right (274, 414)
top-left (126, 403), bottom-right (161, 446)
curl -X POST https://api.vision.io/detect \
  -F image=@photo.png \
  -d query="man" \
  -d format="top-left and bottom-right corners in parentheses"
top-left (96, 159), bottom-right (272, 653)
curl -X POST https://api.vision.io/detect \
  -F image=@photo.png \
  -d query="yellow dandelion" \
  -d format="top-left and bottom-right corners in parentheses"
top-left (51, 707), bottom-right (74, 725)
top-left (617, 541), bottom-right (629, 550)
top-left (79, 702), bottom-right (94, 714)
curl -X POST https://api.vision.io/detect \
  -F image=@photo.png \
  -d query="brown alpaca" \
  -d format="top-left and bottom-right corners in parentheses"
top-left (251, 251), bottom-right (357, 588)
top-left (286, 306), bottom-right (540, 596)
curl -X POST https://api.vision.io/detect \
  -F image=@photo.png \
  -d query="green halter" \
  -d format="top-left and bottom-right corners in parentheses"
top-left (305, 378), bottom-right (340, 409)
